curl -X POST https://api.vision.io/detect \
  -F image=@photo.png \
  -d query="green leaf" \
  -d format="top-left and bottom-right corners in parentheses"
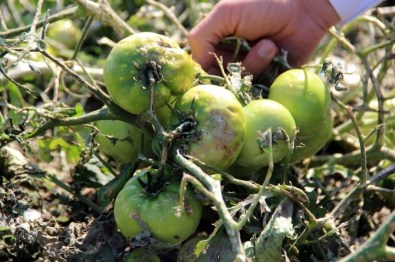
top-left (74, 103), bottom-right (85, 117)
top-left (194, 239), bottom-right (209, 257)
top-left (7, 82), bottom-right (24, 108)
top-left (37, 139), bottom-right (54, 163)
top-left (36, 39), bottom-right (46, 51)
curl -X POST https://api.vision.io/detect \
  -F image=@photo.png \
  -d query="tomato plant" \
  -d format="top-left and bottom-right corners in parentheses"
top-left (268, 69), bottom-right (331, 138)
top-left (2, 2), bottom-right (394, 261)
top-left (113, 169), bottom-right (202, 244)
top-left (172, 84), bottom-right (246, 170)
top-left (103, 32), bottom-right (195, 114)
top-left (235, 99), bottom-right (296, 170)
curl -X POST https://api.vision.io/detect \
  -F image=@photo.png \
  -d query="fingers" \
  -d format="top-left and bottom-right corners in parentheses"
top-left (187, 27), bottom-right (217, 71)
top-left (188, 1), bottom-right (278, 77)
top-left (243, 39), bottom-right (278, 76)
top-left (188, 2), bottom-right (237, 71)
top-left (190, 37), bottom-right (279, 78)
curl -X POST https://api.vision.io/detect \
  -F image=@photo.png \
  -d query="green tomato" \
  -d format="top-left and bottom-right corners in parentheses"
top-left (155, 96), bottom-right (179, 129)
top-left (172, 84), bottom-right (245, 170)
top-left (268, 69), bottom-right (331, 138)
top-left (114, 169), bottom-right (202, 244)
top-left (47, 19), bottom-right (82, 50)
top-left (291, 111), bottom-right (333, 163)
top-left (124, 248), bottom-right (160, 262)
top-left (95, 119), bottom-right (151, 164)
top-left (236, 99), bottom-right (296, 170)
top-left (103, 32), bottom-right (195, 114)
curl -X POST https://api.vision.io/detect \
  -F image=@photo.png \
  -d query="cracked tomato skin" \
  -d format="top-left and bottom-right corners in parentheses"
top-left (114, 170), bottom-right (202, 244)
top-left (236, 99), bottom-right (296, 171)
top-left (268, 69), bottom-right (330, 138)
top-left (103, 32), bottom-right (195, 115)
top-left (172, 84), bottom-right (245, 170)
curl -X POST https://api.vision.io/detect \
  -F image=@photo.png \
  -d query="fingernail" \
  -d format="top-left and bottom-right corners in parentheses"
top-left (258, 42), bottom-right (276, 58)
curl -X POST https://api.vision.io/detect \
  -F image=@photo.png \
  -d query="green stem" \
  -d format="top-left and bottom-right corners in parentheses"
top-left (358, 40), bottom-right (393, 58)
top-left (309, 145), bottom-right (395, 167)
top-left (24, 107), bottom-right (122, 139)
top-left (345, 106), bottom-right (368, 184)
top-left (44, 172), bottom-right (102, 213)
top-left (70, 16), bottom-right (93, 60)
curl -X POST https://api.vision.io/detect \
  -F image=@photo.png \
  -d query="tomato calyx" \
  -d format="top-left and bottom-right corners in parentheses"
top-left (257, 127), bottom-right (291, 154)
top-left (133, 60), bottom-right (164, 89)
top-left (171, 123), bottom-right (202, 156)
top-left (169, 98), bottom-right (201, 141)
top-left (272, 127), bottom-right (292, 145)
top-left (173, 115), bottom-right (199, 140)
top-left (137, 169), bottom-right (167, 197)
top-left (321, 58), bottom-right (347, 91)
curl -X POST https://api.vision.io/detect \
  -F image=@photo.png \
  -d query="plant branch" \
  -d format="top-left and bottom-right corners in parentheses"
top-left (146, 0), bottom-right (188, 38)
top-left (76, 0), bottom-right (136, 37)
top-left (309, 145), bottom-right (395, 167)
top-left (344, 105), bottom-right (368, 184)
top-left (0, 6), bottom-right (78, 38)
top-left (38, 49), bottom-right (149, 131)
top-left (339, 210), bottom-right (395, 262)
top-left (175, 151), bottom-right (247, 261)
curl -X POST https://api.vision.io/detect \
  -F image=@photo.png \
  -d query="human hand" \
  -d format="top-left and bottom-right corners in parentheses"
top-left (188, 0), bottom-right (340, 77)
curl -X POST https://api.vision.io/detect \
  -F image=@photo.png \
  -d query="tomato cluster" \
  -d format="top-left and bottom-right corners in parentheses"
top-left (99, 33), bottom-right (333, 246)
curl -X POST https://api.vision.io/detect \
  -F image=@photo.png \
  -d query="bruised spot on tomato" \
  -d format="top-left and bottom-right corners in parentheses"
top-left (172, 85), bottom-right (245, 170)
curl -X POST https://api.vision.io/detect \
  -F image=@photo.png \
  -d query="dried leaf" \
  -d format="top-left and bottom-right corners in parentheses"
top-left (254, 198), bottom-right (296, 262)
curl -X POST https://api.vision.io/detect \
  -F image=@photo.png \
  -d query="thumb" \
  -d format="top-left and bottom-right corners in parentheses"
top-left (243, 39), bottom-right (278, 77)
